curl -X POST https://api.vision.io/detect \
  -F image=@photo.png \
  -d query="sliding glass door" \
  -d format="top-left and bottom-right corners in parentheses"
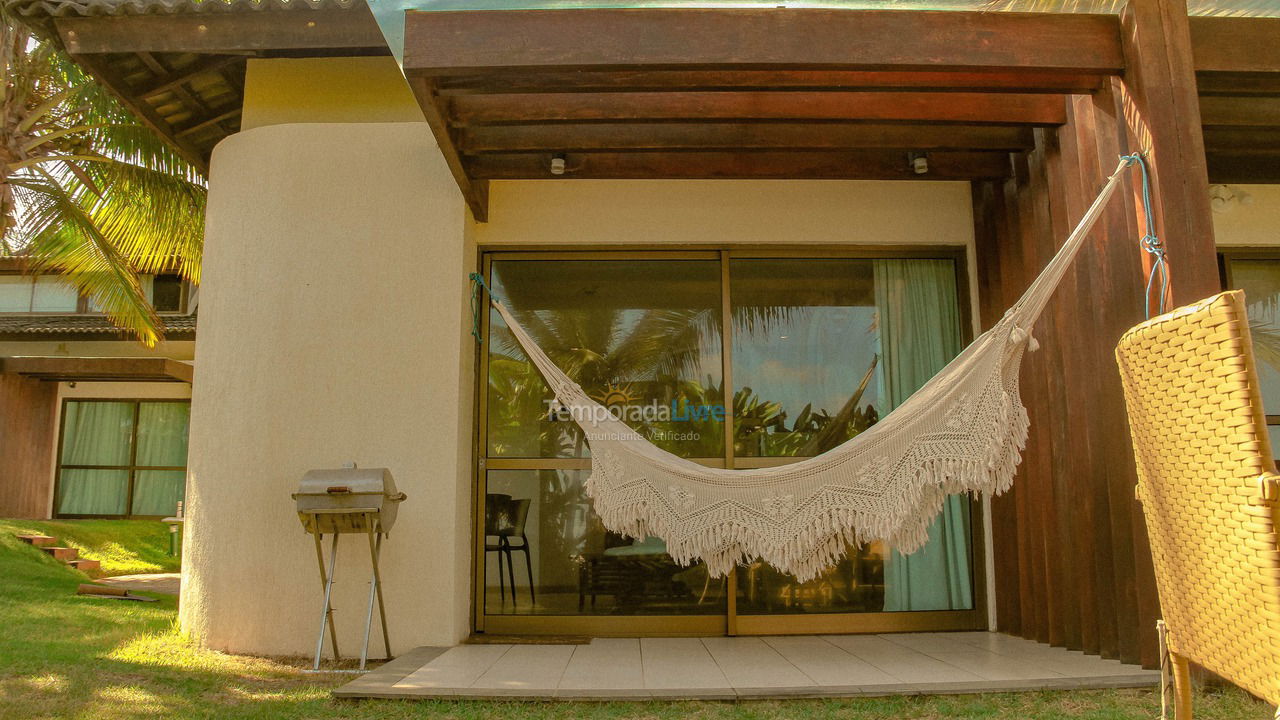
top-left (476, 249), bottom-right (983, 636)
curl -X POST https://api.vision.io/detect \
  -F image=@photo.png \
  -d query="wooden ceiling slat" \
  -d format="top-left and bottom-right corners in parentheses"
top-left (404, 9), bottom-right (1124, 74)
top-left (466, 150), bottom-right (1011, 181)
top-left (1189, 16), bottom-right (1280, 74)
top-left (437, 70), bottom-right (1107, 96)
top-left (134, 55), bottom-right (245, 100)
top-left (462, 123), bottom-right (1037, 153)
top-left (1201, 126), bottom-right (1280, 153)
top-left (450, 91), bottom-right (1068, 127)
top-left (1207, 151), bottom-right (1280, 183)
top-left (1199, 96), bottom-right (1280, 127)
top-left (405, 76), bottom-right (490, 222)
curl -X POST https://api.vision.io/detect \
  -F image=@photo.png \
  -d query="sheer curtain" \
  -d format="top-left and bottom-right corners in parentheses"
top-left (874, 259), bottom-right (974, 612)
top-left (132, 403), bottom-right (190, 516)
top-left (57, 402), bottom-right (134, 516)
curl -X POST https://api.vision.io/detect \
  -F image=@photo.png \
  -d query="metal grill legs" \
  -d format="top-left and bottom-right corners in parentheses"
top-left (308, 512), bottom-right (393, 673)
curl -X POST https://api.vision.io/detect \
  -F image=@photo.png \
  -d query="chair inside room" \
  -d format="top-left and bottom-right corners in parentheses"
top-left (485, 493), bottom-right (535, 606)
top-left (1115, 289), bottom-right (1280, 719)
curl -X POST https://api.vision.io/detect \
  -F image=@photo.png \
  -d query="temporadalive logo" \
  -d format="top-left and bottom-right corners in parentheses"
top-left (545, 383), bottom-right (725, 426)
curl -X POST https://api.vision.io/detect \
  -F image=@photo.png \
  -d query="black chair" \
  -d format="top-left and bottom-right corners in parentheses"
top-left (485, 494), bottom-right (534, 606)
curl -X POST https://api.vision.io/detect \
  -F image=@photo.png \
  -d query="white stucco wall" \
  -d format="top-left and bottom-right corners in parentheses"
top-left (182, 121), bottom-right (475, 655)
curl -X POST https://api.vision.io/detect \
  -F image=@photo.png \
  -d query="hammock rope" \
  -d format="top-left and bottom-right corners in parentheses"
top-left (1122, 152), bottom-right (1169, 318)
top-left (467, 155), bottom-right (1160, 580)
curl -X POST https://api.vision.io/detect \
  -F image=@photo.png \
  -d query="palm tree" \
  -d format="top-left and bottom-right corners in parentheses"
top-left (1, 13), bottom-right (205, 346)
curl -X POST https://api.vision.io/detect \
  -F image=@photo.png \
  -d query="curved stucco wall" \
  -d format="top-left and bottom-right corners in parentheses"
top-left (181, 121), bottom-right (474, 655)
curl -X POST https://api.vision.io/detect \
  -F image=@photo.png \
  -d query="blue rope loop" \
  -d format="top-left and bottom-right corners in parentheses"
top-left (1122, 153), bottom-right (1169, 319)
top-left (469, 272), bottom-right (499, 342)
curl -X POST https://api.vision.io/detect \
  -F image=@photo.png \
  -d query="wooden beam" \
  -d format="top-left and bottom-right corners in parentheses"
top-left (1197, 71), bottom-right (1280, 97)
top-left (405, 76), bottom-right (489, 222)
top-left (0, 356), bottom-right (193, 383)
top-left (175, 108), bottom-right (242, 138)
top-left (404, 9), bottom-right (1124, 74)
top-left (1119, 0), bottom-right (1218, 308)
top-left (1207, 152), bottom-right (1280, 183)
top-left (462, 123), bottom-right (1036, 154)
top-left (1189, 16), bottom-right (1280, 74)
top-left (69, 52), bottom-right (208, 175)
top-left (1202, 126), bottom-right (1280, 153)
top-left (437, 69), bottom-right (1108, 96)
top-left (55, 7), bottom-right (386, 54)
top-left (1199, 96), bottom-right (1280, 127)
top-left (134, 55), bottom-right (246, 100)
top-left (450, 92), bottom-right (1068, 126)
top-left (466, 150), bottom-right (1011, 180)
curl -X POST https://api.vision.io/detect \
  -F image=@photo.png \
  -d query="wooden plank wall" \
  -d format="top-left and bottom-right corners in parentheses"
top-left (980, 0), bottom-right (1221, 668)
top-left (0, 372), bottom-right (58, 519)
top-left (976, 84), bottom-right (1161, 667)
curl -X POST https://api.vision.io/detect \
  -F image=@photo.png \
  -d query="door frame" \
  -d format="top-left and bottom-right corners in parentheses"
top-left (471, 246), bottom-right (988, 636)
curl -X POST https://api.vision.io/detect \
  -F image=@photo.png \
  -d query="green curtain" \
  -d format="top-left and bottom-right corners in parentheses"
top-left (131, 402), bottom-right (191, 516)
top-left (874, 259), bottom-right (974, 612)
top-left (57, 402), bottom-right (134, 516)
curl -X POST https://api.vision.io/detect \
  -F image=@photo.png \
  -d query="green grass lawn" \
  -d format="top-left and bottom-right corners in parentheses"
top-left (0, 520), bottom-right (1273, 719)
top-left (0, 518), bottom-right (179, 576)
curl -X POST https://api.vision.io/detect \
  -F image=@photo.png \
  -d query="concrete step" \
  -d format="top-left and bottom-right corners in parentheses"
top-left (41, 546), bottom-right (78, 562)
top-left (68, 559), bottom-right (100, 573)
top-left (16, 534), bottom-right (56, 546)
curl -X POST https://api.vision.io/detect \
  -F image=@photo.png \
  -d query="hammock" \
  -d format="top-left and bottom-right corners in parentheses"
top-left (481, 156), bottom-right (1144, 582)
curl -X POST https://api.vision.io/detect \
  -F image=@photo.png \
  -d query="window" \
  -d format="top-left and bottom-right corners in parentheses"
top-left (55, 400), bottom-right (190, 518)
top-left (1223, 253), bottom-right (1280, 459)
top-left (0, 276), bottom-right (79, 312)
top-left (1, 273), bottom-right (187, 314)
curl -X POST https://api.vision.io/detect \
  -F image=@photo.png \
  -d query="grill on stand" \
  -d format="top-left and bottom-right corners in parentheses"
top-left (292, 466), bottom-right (406, 671)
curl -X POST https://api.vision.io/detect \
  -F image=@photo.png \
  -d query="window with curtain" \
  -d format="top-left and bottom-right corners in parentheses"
top-left (56, 400), bottom-right (190, 518)
top-left (1223, 254), bottom-right (1280, 459)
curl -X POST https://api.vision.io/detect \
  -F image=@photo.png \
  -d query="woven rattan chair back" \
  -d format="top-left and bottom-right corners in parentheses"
top-left (1116, 290), bottom-right (1280, 715)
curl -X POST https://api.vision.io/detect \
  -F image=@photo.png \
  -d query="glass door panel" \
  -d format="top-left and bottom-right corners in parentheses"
top-left (484, 469), bottom-right (726, 616)
top-left (729, 257), bottom-right (974, 618)
top-left (476, 251), bottom-right (981, 633)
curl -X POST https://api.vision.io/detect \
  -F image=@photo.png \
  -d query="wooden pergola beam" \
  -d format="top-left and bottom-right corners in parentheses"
top-left (404, 9), bottom-right (1125, 75)
top-left (1189, 16), bottom-right (1280, 73)
top-left (436, 69), bottom-right (1108, 96)
top-left (462, 123), bottom-right (1037, 154)
top-left (405, 77), bottom-right (490, 222)
top-left (450, 92), bottom-right (1068, 126)
top-left (55, 8), bottom-right (386, 54)
top-left (0, 357), bottom-right (193, 383)
top-left (134, 55), bottom-right (246, 100)
top-left (466, 150), bottom-right (1012, 181)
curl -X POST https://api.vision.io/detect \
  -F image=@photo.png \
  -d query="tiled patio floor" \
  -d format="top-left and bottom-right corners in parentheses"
top-left (335, 632), bottom-right (1158, 700)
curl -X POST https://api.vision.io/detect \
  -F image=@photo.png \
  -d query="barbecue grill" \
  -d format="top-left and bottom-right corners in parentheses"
top-left (292, 466), bottom-right (406, 671)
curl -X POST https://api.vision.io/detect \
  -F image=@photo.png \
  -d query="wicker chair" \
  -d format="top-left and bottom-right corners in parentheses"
top-left (1115, 290), bottom-right (1280, 719)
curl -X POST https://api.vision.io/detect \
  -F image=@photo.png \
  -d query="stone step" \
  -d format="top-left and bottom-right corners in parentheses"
top-left (68, 559), bottom-right (100, 573)
top-left (16, 534), bottom-right (56, 546)
top-left (41, 546), bottom-right (78, 562)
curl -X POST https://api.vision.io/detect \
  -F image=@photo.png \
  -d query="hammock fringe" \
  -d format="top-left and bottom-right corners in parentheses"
top-left (584, 389), bottom-right (1030, 582)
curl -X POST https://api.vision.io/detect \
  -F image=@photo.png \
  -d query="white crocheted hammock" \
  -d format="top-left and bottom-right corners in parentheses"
top-left (487, 157), bottom-right (1132, 582)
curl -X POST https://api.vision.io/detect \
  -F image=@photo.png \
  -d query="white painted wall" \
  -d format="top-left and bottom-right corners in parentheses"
top-left (182, 122), bottom-right (475, 655)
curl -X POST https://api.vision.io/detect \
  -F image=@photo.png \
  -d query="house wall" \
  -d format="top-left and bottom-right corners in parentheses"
top-left (1213, 185), bottom-right (1280, 247)
top-left (0, 340), bottom-right (194, 518)
top-left (0, 373), bottom-right (57, 518)
top-left (184, 56), bottom-right (982, 655)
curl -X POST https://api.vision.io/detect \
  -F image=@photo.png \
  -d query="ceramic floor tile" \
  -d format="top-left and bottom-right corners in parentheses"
top-left (640, 637), bottom-right (732, 690)
top-left (927, 650), bottom-right (1068, 681)
top-left (762, 636), bottom-right (899, 687)
top-left (700, 637), bottom-right (814, 688)
top-left (880, 632), bottom-right (982, 656)
top-left (559, 638), bottom-right (645, 690)
top-left (393, 644), bottom-right (511, 689)
top-left (470, 644), bottom-right (575, 690)
top-left (822, 635), bottom-right (987, 684)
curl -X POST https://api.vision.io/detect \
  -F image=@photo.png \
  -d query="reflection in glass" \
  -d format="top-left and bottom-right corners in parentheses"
top-left (484, 469), bottom-right (726, 616)
top-left (731, 259), bottom-right (881, 457)
top-left (486, 260), bottom-right (724, 459)
top-left (1233, 259), bottom-right (1280, 415)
